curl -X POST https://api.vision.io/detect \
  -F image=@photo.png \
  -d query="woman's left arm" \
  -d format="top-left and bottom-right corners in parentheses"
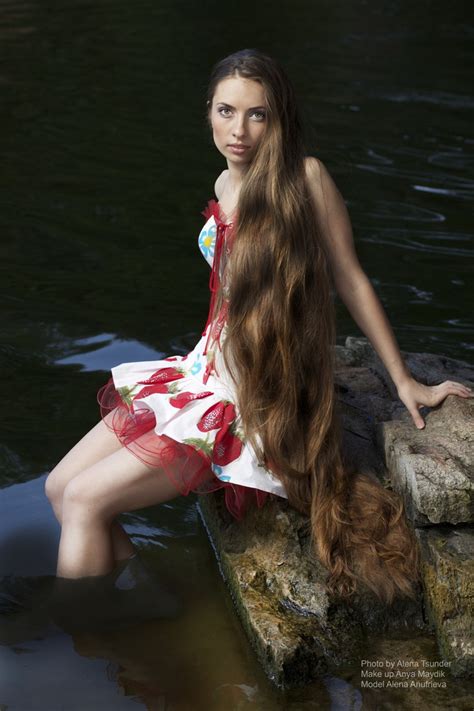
top-left (305, 157), bottom-right (473, 429)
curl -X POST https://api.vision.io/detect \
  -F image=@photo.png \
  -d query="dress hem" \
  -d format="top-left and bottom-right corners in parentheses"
top-left (96, 377), bottom-right (273, 521)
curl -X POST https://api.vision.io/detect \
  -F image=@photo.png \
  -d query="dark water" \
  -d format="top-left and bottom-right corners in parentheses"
top-left (1, 0), bottom-right (473, 708)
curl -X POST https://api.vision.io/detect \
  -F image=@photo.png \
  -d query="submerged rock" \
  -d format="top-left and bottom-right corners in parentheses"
top-left (198, 337), bottom-right (474, 687)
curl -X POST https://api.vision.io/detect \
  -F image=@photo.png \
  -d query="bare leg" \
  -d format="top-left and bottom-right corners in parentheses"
top-left (56, 437), bottom-right (213, 579)
top-left (45, 412), bottom-right (135, 562)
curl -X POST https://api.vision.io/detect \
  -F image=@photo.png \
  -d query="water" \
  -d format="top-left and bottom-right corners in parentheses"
top-left (1, 0), bottom-right (473, 708)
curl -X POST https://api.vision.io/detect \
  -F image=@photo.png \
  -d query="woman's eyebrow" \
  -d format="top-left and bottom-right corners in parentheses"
top-left (216, 102), bottom-right (266, 110)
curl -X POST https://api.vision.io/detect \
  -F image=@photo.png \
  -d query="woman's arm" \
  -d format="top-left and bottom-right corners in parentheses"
top-left (305, 157), bottom-right (410, 387)
top-left (304, 156), bottom-right (472, 427)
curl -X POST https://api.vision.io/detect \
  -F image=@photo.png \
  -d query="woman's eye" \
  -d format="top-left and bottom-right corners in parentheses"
top-left (217, 107), bottom-right (265, 120)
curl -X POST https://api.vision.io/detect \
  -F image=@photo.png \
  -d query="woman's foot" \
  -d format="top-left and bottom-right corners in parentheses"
top-left (49, 554), bottom-right (183, 633)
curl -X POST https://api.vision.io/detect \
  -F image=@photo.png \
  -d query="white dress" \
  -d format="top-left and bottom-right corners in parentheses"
top-left (97, 199), bottom-right (287, 520)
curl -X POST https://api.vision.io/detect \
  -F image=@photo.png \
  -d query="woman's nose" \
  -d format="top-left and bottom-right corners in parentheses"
top-left (232, 115), bottom-right (246, 137)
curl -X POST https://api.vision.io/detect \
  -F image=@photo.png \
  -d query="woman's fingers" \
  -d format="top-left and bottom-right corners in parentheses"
top-left (432, 380), bottom-right (473, 404)
top-left (399, 379), bottom-right (472, 430)
top-left (440, 380), bottom-right (472, 395)
top-left (409, 405), bottom-right (426, 430)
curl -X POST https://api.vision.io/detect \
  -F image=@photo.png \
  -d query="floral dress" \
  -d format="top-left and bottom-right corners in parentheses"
top-left (97, 199), bottom-right (287, 521)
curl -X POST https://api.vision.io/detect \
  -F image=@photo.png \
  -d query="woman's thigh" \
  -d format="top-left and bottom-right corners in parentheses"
top-left (45, 411), bottom-right (123, 502)
top-left (61, 437), bottom-right (215, 522)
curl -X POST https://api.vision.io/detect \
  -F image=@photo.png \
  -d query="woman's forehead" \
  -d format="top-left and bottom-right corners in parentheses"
top-left (213, 76), bottom-right (266, 106)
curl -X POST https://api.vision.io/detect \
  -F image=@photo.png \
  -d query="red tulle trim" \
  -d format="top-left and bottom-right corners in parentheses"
top-left (96, 377), bottom-right (271, 521)
top-left (201, 198), bottom-right (220, 223)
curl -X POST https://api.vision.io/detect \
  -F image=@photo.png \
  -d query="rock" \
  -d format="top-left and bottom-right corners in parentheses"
top-left (198, 493), bottom-right (358, 688)
top-left (335, 366), bottom-right (398, 478)
top-left (337, 337), bottom-right (474, 525)
top-left (335, 337), bottom-right (379, 368)
top-left (339, 336), bottom-right (474, 399)
top-left (396, 351), bottom-right (474, 391)
top-left (359, 631), bottom-right (474, 709)
top-left (198, 491), bottom-right (423, 689)
top-left (416, 527), bottom-right (474, 677)
top-left (378, 396), bottom-right (474, 525)
top-left (197, 338), bottom-right (474, 686)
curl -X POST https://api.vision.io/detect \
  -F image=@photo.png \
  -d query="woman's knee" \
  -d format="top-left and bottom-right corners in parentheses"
top-left (44, 467), bottom-right (65, 509)
top-left (44, 416), bottom-right (121, 506)
top-left (61, 474), bottom-right (111, 523)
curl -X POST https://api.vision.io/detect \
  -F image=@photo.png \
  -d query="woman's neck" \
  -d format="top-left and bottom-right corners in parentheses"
top-left (225, 160), bottom-right (250, 190)
top-left (219, 165), bottom-right (248, 219)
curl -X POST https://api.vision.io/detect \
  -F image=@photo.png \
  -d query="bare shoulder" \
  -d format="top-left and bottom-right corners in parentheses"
top-left (304, 155), bottom-right (345, 214)
top-left (214, 170), bottom-right (228, 200)
top-left (304, 155), bottom-right (321, 181)
top-left (304, 155), bottom-right (332, 193)
top-left (303, 155), bottom-right (358, 276)
top-left (304, 156), bottom-right (325, 204)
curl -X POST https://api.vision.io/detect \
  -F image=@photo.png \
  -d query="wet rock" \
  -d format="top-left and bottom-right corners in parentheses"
top-left (198, 492), bottom-right (423, 689)
top-left (198, 494), bottom-right (355, 688)
top-left (198, 338), bottom-right (474, 686)
top-left (416, 527), bottom-right (474, 677)
top-left (359, 631), bottom-right (474, 709)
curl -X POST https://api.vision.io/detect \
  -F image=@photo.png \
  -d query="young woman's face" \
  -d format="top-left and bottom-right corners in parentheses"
top-left (209, 75), bottom-right (267, 165)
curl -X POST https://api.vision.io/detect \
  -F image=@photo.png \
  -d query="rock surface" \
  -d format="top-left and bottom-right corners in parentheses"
top-left (198, 337), bottom-right (474, 687)
top-left (416, 526), bottom-right (474, 678)
top-left (379, 396), bottom-right (473, 526)
top-left (198, 491), bottom-right (423, 689)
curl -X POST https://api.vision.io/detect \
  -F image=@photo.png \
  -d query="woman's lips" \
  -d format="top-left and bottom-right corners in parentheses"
top-left (228, 144), bottom-right (249, 154)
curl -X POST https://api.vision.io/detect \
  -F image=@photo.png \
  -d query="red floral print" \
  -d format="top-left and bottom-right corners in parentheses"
top-left (137, 367), bottom-right (185, 386)
top-left (169, 391), bottom-right (213, 409)
top-left (133, 383), bottom-right (170, 400)
top-left (197, 400), bottom-right (228, 431)
top-left (213, 422), bottom-right (243, 465)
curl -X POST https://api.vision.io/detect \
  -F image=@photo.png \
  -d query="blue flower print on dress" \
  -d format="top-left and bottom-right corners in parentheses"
top-left (198, 223), bottom-right (216, 260)
top-left (211, 463), bottom-right (231, 482)
top-left (190, 360), bottom-right (202, 375)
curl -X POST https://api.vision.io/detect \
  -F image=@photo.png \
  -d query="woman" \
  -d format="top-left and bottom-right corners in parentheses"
top-left (45, 48), bottom-right (472, 607)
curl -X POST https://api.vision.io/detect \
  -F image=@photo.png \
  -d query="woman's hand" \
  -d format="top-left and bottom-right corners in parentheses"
top-left (396, 377), bottom-right (473, 429)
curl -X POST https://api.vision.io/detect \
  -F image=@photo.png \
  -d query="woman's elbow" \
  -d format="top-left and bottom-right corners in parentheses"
top-left (333, 265), bottom-right (369, 299)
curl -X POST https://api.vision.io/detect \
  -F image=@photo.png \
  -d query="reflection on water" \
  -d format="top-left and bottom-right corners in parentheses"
top-left (54, 333), bottom-right (166, 372)
top-left (0, 635), bottom-right (140, 711)
top-left (1, 0), bottom-right (473, 707)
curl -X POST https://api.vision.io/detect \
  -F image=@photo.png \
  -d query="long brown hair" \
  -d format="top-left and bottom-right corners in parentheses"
top-left (205, 48), bottom-right (420, 604)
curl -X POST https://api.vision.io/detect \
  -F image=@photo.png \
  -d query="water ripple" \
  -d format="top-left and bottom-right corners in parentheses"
top-left (365, 200), bottom-right (446, 222)
top-left (356, 163), bottom-right (473, 200)
top-left (376, 88), bottom-right (474, 109)
top-left (361, 229), bottom-right (473, 257)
